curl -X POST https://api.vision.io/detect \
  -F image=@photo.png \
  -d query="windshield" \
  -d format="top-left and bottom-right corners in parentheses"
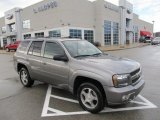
top-left (154, 37), bottom-right (160, 41)
top-left (62, 40), bottom-right (102, 58)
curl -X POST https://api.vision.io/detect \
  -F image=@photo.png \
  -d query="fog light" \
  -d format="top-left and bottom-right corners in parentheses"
top-left (122, 95), bottom-right (130, 102)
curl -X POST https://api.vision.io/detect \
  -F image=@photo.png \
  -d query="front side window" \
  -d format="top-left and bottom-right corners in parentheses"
top-left (63, 40), bottom-right (102, 58)
top-left (28, 41), bottom-right (43, 56)
top-left (23, 20), bottom-right (30, 29)
top-left (69, 29), bottom-right (82, 39)
top-left (44, 42), bottom-right (64, 59)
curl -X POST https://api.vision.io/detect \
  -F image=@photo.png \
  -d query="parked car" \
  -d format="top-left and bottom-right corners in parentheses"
top-left (13, 38), bottom-right (145, 113)
top-left (5, 41), bottom-right (21, 52)
top-left (139, 36), bottom-right (152, 43)
top-left (151, 37), bottom-right (160, 45)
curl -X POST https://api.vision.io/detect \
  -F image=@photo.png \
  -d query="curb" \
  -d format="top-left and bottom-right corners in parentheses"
top-left (100, 43), bottom-right (150, 52)
top-left (0, 43), bottom-right (150, 55)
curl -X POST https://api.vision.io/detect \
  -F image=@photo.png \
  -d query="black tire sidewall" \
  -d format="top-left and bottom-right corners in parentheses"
top-left (77, 83), bottom-right (104, 113)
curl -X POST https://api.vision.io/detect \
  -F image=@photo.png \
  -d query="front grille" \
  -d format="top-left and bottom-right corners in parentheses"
top-left (130, 68), bottom-right (140, 76)
top-left (130, 68), bottom-right (141, 84)
top-left (132, 76), bottom-right (140, 84)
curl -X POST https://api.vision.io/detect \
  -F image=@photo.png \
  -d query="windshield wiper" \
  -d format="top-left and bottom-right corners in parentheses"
top-left (91, 53), bottom-right (102, 56)
top-left (74, 55), bottom-right (91, 58)
top-left (74, 53), bottom-right (103, 58)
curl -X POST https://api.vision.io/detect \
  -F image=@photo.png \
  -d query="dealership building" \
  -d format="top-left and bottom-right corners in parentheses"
top-left (0, 0), bottom-right (153, 47)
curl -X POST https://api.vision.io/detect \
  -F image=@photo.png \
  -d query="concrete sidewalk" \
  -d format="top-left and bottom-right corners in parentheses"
top-left (0, 50), bottom-right (15, 55)
top-left (99, 43), bottom-right (150, 51)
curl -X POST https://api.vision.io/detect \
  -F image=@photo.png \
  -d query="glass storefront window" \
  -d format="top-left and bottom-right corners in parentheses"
top-left (84, 30), bottom-right (94, 43)
top-left (104, 20), bottom-right (111, 45)
top-left (10, 24), bottom-right (16, 32)
top-left (1, 26), bottom-right (6, 34)
top-left (24, 34), bottom-right (31, 39)
top-left (23, 20), bottom-right (31, 29)
top-left (49, 30), bottom-right (61, 37)
top-left (69, 29), bottom-right (82, 39)
top-left (113, 22), bottom-right (119, 45)
top-left (35, 32), bottom-right (44, 38)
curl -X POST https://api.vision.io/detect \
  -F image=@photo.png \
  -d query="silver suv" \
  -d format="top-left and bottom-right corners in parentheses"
top-left (13, 38), bottom-right (145, 113)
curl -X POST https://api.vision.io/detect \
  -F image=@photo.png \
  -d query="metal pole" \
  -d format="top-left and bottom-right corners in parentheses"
top-left (152, 21), bottom-right (155, 38)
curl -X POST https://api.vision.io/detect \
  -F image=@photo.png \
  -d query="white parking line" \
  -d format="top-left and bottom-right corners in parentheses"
top-left (50, 95), bottom-right (79, 104)
top-left (41, 85), bottom-right (52, 116)
top-left (41, 85), bottom-right (157, 117)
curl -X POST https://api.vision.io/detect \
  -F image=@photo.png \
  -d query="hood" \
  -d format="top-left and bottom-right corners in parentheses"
top-left (79, 54), bottom-right (140, 74)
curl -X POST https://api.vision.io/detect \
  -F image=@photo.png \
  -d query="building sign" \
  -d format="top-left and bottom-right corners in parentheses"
top-left (104, 2), bottom-right (119, 12)
top-left (127, 8), bottom-right (133, 14)
top-left (6, 14), bottom-right (13, 20)
top-left (33, 1), bottom-right (58, 13)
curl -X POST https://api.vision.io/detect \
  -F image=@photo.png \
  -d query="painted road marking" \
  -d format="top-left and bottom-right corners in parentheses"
top-left (41, 85), bottom-right (157, 117)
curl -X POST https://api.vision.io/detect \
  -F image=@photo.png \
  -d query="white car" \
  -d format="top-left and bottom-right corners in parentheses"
top-left (151, 37), bottom-right (160, 45)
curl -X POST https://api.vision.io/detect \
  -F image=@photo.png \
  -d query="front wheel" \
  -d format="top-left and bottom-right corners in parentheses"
top-left (77, 83), bottom-right (105, 113)
top-left (19, 68), bottom-right (34, 87)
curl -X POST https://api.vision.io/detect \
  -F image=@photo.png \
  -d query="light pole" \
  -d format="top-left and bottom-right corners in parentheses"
top-left (152, 21), bottom-right (155, 38)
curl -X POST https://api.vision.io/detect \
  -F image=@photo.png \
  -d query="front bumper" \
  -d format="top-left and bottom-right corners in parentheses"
top-left (104, 79), bottom-right (145, 105)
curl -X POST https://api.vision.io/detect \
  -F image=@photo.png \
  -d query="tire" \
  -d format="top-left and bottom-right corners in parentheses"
top-left (77, 83), bottom-right (105, 113)
top-left (19, 67), bottom-right (34, 87)
top-left (6, 48), bottom-right (10, 52)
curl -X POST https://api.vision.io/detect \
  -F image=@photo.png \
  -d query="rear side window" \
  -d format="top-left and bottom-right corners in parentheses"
top-left (28, 41), bottom-right (43, 57)
top-left (17, 41), bottom-right (30, 53)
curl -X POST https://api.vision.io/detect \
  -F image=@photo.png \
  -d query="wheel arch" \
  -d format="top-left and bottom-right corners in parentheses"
top-left (73, 76), bottom-right (107, 104)
top-left (17, 63), bottom-right (28, 73)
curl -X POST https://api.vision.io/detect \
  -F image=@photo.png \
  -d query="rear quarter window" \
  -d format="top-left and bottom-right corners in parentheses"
top-left (17, 41), bottom-right (30, 53)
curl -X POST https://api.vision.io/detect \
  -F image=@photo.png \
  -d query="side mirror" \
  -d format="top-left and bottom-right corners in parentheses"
top-left (53, 55), bottom-right (69, 62)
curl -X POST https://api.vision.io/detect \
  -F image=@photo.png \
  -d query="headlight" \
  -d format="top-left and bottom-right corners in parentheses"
top-left (112, 74), bottom-right (131, 88)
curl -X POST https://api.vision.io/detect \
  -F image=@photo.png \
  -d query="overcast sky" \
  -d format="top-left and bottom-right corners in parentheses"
top-left (0, 0), bottom-right (159, 32)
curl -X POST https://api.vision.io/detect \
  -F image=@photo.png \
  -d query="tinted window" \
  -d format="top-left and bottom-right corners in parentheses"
top-left (28, 41), bottom-right (43, 56)
top-left (44, 42), bottom-right (64, 59)
top-left (17, 41), bottom-right (30, 53)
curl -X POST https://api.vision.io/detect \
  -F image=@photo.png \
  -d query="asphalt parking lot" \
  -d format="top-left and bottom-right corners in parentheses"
top-left (0, 45), bottom-right (160, 120)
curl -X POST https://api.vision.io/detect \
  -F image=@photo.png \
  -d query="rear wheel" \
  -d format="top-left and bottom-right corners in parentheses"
top-left (77, 83), bottom-right (105, 113)
top-left (19, 68), bottom-right (34, 87)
